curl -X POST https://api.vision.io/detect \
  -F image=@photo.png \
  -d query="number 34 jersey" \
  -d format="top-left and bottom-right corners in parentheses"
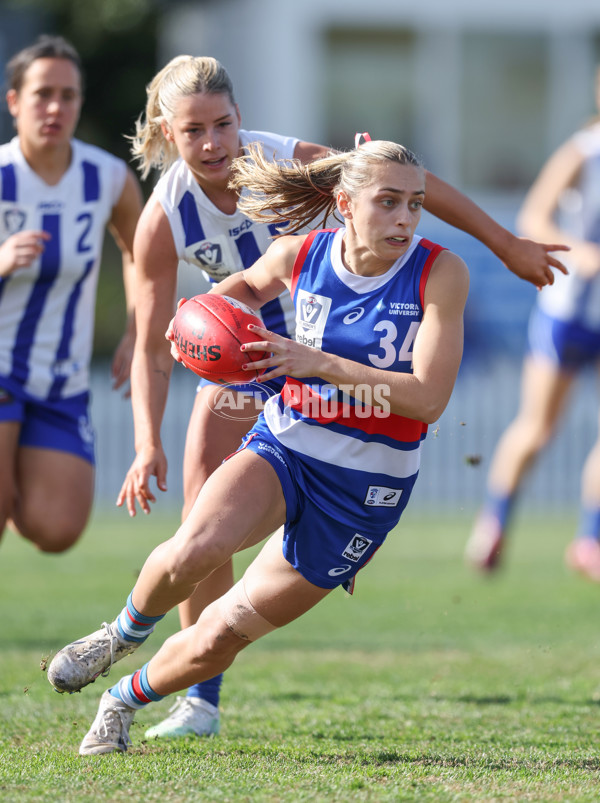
top-left (0, 137), bottom-right (127, 400)
top-left (263, 227), bottom-right (445, 531)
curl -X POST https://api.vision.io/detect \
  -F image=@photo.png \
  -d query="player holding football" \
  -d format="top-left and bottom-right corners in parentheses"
top-left (0, 35), bottom-right (142, 553)
top-left (48, 136), bottom-right (569, 755)
top-left (113, 54), bottom-right (568, 742)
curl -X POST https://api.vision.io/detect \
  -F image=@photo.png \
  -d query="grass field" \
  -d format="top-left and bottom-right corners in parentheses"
top-left (2, 507), bottom-right (600, 802)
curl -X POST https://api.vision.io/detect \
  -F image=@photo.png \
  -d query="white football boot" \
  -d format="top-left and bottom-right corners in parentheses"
top-left (47, 621), bottom-right (140, 694)
top-left (144, 697), bottom-right (220, 739)
top-left (79, 690), bottom-right (136, 755)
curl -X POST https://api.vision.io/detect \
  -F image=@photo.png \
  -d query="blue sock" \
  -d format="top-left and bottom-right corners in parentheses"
top-left (116, 592), bottom-right (165, 643)
top-left (576, 507), bottom-right (600, 541)
top-left (186, 674), bottom-right (223, 708)
top-left (483, 491), bottom-right (515, 535)
top-left (110, 663), bottom-right (166, 710)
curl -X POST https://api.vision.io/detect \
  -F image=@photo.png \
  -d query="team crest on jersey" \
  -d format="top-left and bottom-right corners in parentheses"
top-left (184, 235), bottom-right (235, 281)
top-left (364, 485), bottom-right (403, 507)
top-left (342, 534), bottom-right (373, 562)
top-left (194, 241), bottom-right (222, 267)
top-left (3, 208), bottom-right (26, 235)
top-left (295, 289), bottom-right (331, 349)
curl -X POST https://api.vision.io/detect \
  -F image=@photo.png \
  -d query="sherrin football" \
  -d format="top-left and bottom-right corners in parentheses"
top-left (171, 294), bottom-right (269, 384)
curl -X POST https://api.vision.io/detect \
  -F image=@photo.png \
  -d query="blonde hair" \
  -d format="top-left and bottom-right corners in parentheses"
top-left (229, 139), bottom-right (423, 234)
top-left (130, 55), bottom-right (236, 179)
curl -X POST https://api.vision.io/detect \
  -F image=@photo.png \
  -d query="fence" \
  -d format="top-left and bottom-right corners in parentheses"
top-left (90, 357), bottom-right (598, 514)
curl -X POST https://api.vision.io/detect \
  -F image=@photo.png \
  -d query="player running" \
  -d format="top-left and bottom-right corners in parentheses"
top-left (0, 35), bottom-right (142, 554)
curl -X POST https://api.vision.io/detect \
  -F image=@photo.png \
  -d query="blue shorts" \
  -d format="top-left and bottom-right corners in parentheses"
top-left (528, 307), bottom-right (600, 371)
top-left (240, 419), bottom-right (396, 594)
top-left (0, 383), bottom-right (95, 465)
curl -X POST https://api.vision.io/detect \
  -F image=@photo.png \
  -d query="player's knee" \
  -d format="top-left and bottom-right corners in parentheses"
top-left (166, 531), bottom-right (232, 585)
top-left (216, 579), bottom-right (278, 643)
top-left (21, 513), bottom-right (85, 553)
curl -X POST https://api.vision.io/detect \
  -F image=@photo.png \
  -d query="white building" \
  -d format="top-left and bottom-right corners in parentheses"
top-left (161, 0), bottom-right (600, 194)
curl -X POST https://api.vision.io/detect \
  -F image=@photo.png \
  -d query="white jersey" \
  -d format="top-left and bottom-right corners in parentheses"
top-left (154, 129), bottom-right (299, 338)
top-left (537, 122), bottom-right (600, 331)
top-left (0, 137), bottom-right (127, 400)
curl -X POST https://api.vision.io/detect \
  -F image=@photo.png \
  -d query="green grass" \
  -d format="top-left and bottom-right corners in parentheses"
top-left (2, 507), bottom-right (600, 802)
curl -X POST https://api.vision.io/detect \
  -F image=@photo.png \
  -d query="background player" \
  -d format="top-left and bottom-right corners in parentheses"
top-left (0, 35), bottom-right (142, 554)
top-left (49, 137), bottom-right (470, 755)
top-left (116, 54), bottom-right (569, 741)
top-left (465, 68), bottom-right (600, 577)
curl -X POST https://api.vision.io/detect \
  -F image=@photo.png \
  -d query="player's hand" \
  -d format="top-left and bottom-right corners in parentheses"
top-left (116, 447), bottom-right (168, 516)
top-left (111, 330), bottom-right (135, 397)
top-left (501, 237), bottom-right (570, 288)
top-left (241, 324), bottom-right (322, 381)
top-left (0, 230), bottom-right (51, 277)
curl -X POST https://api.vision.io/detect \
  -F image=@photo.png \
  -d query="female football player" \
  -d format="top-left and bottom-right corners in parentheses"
top-left (466, 67), bottom-right (600, 577)
top-left (50, 136), bottom-right (564, 755)
top-left (114, 54), bottom-right (568, 741)
top-left (0, 35), bottom-right (142, 553)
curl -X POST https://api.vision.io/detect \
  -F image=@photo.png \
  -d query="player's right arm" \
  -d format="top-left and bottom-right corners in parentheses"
top-left (517, 138), bottom-right (600, 279)
top-left (117, 194), bottom-right (179, 516)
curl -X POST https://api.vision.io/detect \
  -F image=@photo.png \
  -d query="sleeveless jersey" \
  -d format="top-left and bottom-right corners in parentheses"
top-left (262, 228), bottom-right (444, 531)
top-left (0, 137), bottom-right (127, 400)
top-left (154, 129), bottom-right (299, 339)
top-left (537, 121), bottom-right (600, 331)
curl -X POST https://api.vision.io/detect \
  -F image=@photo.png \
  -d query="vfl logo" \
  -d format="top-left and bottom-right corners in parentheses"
top-left (343, 307), bottom-right (365, 325)
top-left (78, 415), bottom-right (95, 447)
top-left (4, 209), bottom-right (26, 235)
top-left (328, 565), bottom-right (351, 577)
top-left (342, 534), bottom-right (373, 562)
top-left (364, 486), bottom-right (402, 507)
top-left (194, 241), bottom-right (223, 267)
top-left (299, 295), bottom-right (323, 329)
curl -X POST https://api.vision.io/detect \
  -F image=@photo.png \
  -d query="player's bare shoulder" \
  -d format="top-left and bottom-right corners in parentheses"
top-left (263, 233), bottom-right (309, 283)
top-left (425, 247), bottom-right (470, 309)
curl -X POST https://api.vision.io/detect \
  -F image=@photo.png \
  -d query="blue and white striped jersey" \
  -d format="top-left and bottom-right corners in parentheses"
top-left (0, 137), bottom-right (127, 399)
top-left (153, 129), bottom-right (299, 339)
top-left (538, 121), bottom-right (600, 331)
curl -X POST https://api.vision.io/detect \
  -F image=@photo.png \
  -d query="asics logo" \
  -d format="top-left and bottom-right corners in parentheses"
top-left (343, 307), bottom-right (365, 324)
top-left (328, 565), bottom-right (351, 576)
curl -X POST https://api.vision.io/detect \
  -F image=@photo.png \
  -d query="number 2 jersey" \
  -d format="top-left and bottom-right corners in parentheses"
top-left (153, 129), bottom-right (299, 339)
top-left (262, 227), bottom-right (445, 533)
top-left (0, 136), bottom-right (127, 400)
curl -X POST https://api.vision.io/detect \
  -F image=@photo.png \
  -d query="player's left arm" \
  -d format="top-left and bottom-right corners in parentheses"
top-left (420, 170), bottom-right (569, 289)
top-left (106, 167), bottom-right (144, 393)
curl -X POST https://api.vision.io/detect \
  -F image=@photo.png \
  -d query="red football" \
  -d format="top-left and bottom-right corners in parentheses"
top-left (171, 294), bottom-right (269, 384)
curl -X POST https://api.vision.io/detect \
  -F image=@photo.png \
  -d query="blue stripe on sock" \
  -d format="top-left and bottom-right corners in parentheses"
top-left (116, 592), bottom-right (165, 642)
top-left (111, 663), bottom-right (165, 709)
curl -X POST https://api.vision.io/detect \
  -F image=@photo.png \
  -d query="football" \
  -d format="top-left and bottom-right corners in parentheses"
top-left (171, 294), bottom-right (269, 384)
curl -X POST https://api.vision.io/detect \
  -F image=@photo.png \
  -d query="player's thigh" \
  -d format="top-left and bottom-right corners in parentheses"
top-left (518, 355), bottom-right (574, 430)
top-left (16, 447), bottom-right (94, 541)
top-left (179, 447), bottom-right (286, 565)
top-left (0, 421), bottom-right (21, 515)
top-left (183, 383), bottom-right (261, 493)
top-left (242, 529), bottom-right (333, 628)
